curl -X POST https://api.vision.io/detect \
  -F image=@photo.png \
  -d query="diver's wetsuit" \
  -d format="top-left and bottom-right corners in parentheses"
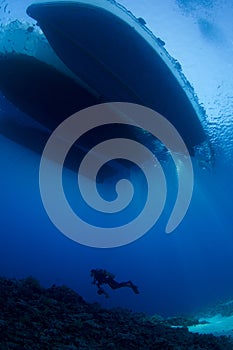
top-left (91, 269), bottom-right (139, 297)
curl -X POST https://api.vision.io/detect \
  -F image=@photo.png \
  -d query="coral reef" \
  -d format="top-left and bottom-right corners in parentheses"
top-left (200, 298), bottom-right (233, 318)
top-left (0, 276), bottom-right (232, 349)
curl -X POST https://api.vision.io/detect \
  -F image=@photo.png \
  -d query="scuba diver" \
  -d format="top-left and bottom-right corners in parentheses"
top-left (90, 268), bottom-right (139, 298)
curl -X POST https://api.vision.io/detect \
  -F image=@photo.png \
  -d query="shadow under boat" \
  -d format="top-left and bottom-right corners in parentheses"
top-left (0, 53), bottom-right (158, 181)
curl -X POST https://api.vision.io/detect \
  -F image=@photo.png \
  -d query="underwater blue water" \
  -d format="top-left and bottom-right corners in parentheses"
top-left (0, 0), bottom-right (233, 317)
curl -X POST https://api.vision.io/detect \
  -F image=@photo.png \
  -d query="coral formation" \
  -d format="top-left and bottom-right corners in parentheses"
top-left (0, 277), bottom-right (232, 349)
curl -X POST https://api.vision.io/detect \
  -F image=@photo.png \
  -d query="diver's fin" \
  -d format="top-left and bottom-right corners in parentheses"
top-left (131, 284), bottom-right (140, 294)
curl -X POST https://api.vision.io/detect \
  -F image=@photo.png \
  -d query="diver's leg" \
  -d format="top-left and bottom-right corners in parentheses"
top-left (123, 281), bottom-right (139, 294)
top-left (108, 280), bottom-right (139, 294)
